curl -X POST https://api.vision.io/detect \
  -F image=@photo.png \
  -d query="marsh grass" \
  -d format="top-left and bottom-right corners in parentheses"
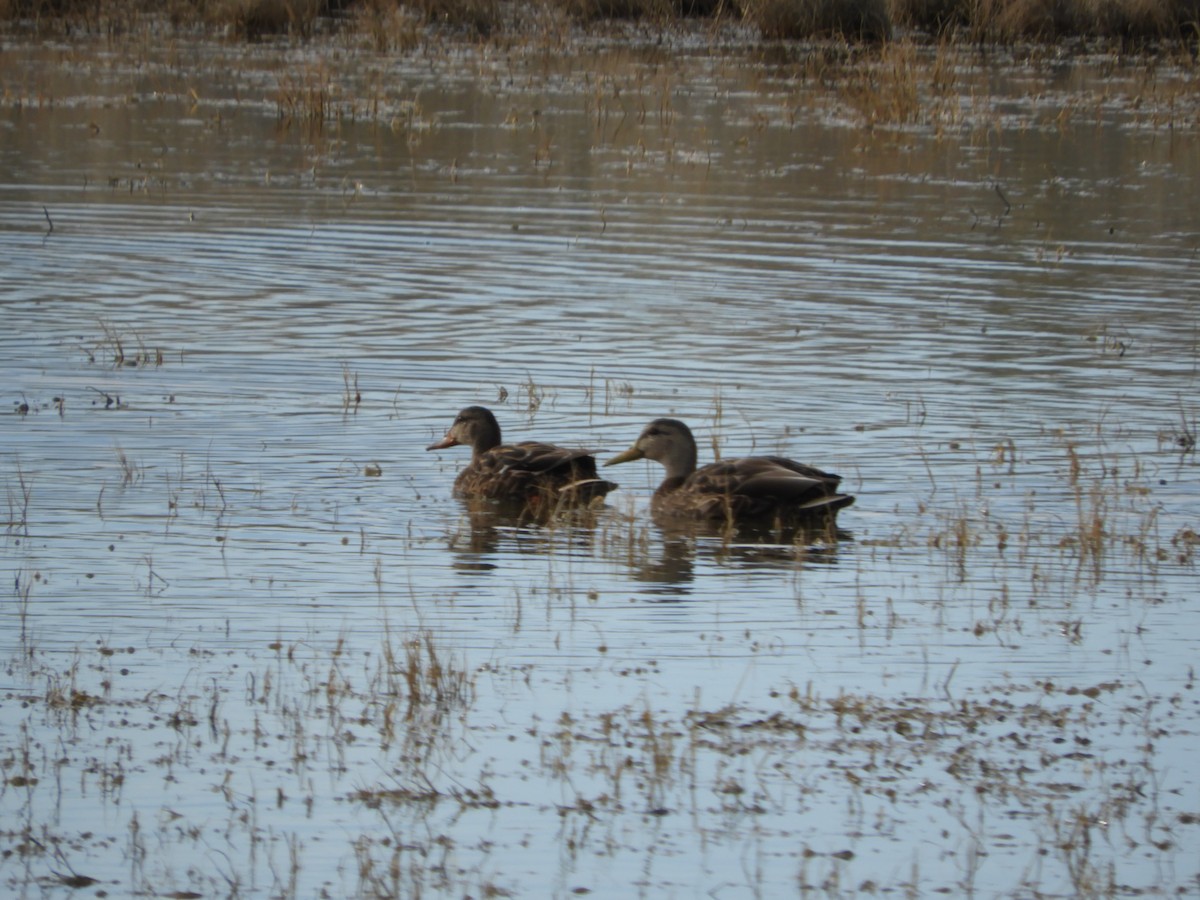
top-left (514, 372), bottom-right (549, 414)
top-left (1, 18), bottom-right (1195, 896)
top-left (11, 568), bottom-right (34, 650)
top-left (3, 0), bottom-right (1198, 43)
top-left (388, 628), bottom-right (475, 721)
top-left (353, 0), bottom-right (423, 49)
top-left (1171, 525), bottom-right (1200, 562)
top-left (840, 35), bottom-right (971, 125)
top-left (341, 363), bottom-right (361, 413)
top-left (597, 493), bottom-right (656, 567)
top-left (91, 320), bottom-right (164, 369)
top-left (114, 444), bottom-right (144, 486)
top-left (844, 36), bottom-right (921, 122)
top-left (2, 486), bottom-right (1192, 897)
top-left (892, 0), bottom-right (1200, 44)
top-left (1159, 400), bottom-right (1197, 451)
top-left (583, 374), bottom-right (634, 416)
top-left (537, 674), bottom-right (1178, 891)
top-left (4, 460), bottom-right (33, 534)
top-left (1061, 441), bottom-right (1105, 566)
top-left (912, 423), bottom-right (1186, 599)
top-left (275, 58), bottom-right (344, 133)
top-left (928, 500), bottom-right (980, 579)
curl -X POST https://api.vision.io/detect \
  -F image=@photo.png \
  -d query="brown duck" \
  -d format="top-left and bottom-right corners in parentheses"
top-left (605, 417), bottom-right (853, 526)
top-left (427, 406), bottom-right (617, 507)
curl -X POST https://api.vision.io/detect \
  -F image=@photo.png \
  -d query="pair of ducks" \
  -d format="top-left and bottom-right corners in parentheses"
top-left (427, 406), bottom-right (854, 527)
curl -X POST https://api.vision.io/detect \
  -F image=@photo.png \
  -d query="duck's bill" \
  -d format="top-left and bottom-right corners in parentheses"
top-left (604, 446), bottom-right (644, 467)
top-left (426, 434), bottom-right (459, 451)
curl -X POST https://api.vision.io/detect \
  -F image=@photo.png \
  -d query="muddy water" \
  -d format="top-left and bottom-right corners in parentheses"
top-left (2, 30), bottom-right (1199, 897)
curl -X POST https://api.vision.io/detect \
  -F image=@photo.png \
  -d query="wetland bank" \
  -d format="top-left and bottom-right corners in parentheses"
top-left (3, 3), bottom-right (1200, 897)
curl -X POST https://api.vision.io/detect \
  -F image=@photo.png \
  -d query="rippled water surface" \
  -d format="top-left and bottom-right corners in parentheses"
top-left (3, 28), bottom-right (1199, 898)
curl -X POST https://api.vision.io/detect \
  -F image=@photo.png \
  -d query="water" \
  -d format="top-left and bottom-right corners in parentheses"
top-left (2, 27), bottom-right (1199, 898)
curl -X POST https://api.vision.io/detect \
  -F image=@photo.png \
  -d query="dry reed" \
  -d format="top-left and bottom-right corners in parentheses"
top-left (3, 0), bottom-right (1197, 44)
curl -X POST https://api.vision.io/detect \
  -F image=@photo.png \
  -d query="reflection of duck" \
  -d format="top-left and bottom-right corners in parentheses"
top-left (626, 522), bottom-right (846, 599)
top-left (427, 406), bottom-right (617, 509)
top-left (448, 498), bottom-right (607, 575)
top-left (605, 418), bottom-right (854, 530)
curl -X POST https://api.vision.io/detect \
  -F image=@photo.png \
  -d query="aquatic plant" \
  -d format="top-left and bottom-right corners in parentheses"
top-left (341, 363), bottom-right (362, 414)
top-left (4, 460), bottom-right (33, 535)
top-left (354, 0), bottom-right (424, 49)
top-left (275, 58), bottom-right (339, 132)
top-left (91, 319), bottom-right (164, 369)
top-left (1159, 400), bottom-right (1197, 451)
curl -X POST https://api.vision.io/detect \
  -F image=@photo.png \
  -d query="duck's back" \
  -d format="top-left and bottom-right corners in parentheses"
top-left (656, 455), bottom-right (853, 522)
top-left (455, 442), bottom-right (615, 503)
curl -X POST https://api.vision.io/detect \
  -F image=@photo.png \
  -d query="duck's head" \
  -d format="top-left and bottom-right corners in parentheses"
top-left (605, 418), bottom-right (698, 480)
top-left (426, 406), bottom-right (502, 455)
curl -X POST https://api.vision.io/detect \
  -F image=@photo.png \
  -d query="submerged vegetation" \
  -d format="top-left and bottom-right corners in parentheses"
top-left (1, 0), bottom-right (1198, 43)
top-left (1, 594), bottom-right (1193, 895)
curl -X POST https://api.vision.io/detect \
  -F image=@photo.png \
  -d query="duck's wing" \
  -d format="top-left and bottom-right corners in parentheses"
top-left (676, 456), bottom-right (853, 518)
top-left (503, 441), bottom-right (602, 476)
top-left (759, 456), bottom-right (843, 485)
top-left (458, 442), bottom-right (616, 501)
top-left (727, 456), bottom-right (843, 498)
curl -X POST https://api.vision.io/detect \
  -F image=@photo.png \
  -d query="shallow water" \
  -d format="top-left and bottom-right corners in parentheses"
top-left (2, 28), bottom-right (1199, 898)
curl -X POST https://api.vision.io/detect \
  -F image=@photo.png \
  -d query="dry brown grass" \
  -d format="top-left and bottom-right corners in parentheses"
top-left (890, 0), bottom-right (1200, 43)
top-left (1, 0), bottom-right (1196, 43)
top-left (0, 0), bottom-right (338, 36)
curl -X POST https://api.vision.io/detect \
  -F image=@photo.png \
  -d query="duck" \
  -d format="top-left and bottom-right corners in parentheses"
top-left (604, 417), bottom-right (853, 527)
top-left (426, 406), bottom-right (617, 508)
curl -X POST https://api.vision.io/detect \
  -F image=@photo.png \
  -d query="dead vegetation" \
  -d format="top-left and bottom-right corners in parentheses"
top-left (2, 0), bottom-right (1197, 44)
top-left (892, 0), bottom-right (1200, 44)
top-left (3, 400), bottom-right (1195, 894)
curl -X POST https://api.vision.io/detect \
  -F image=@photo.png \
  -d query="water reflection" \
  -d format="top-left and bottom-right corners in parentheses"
top-left (629, 516), bottom-right (850, 598)
top-left (444, 498), bottom-right (608, 574)
top-left (442, 494), bottom-right (851, 595)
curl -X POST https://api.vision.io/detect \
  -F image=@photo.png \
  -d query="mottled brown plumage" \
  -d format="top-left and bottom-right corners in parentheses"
top-left (605, 417), bottom-right (853, 526)
top-left (427, 406), bottom-right (617, 508)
